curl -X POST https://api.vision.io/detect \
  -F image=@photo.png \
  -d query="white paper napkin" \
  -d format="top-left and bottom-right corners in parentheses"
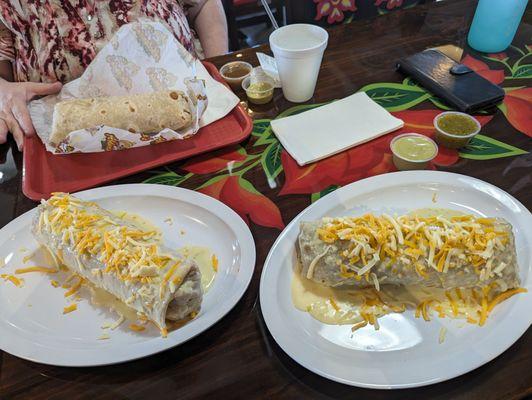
top-left (270, 92), bottom-right (404, 166)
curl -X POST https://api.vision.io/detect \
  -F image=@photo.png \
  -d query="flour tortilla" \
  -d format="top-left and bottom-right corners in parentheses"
top-left (50, 90), bottom-right (192, 146)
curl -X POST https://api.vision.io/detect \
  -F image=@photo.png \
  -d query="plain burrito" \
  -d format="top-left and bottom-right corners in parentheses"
top-left (297, 212), bottom-right (520, 290)
top-left (32, 193), bottom-right (202, 336)
top-left (50, 90), bottom-right (192, 146)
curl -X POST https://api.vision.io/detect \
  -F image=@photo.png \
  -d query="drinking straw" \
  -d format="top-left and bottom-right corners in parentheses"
top-left (260, 0), bottom-right (280, 30)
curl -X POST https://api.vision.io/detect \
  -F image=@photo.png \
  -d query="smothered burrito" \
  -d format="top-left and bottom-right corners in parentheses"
top-left (32, 193), bottom-right (202, 336)
top-left (50, 90), bottom-right (192, 146)
top-left (297, 212), bottom-right (520, 290)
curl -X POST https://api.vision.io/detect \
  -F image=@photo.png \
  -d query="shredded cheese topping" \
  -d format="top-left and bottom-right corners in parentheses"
top-left (38, 194), bottom-right (188, 308)
top-left (64, 277), bottom-right (84, 297)
top-left (15, 266), bottom-right (58, 274)
top-left (0, 274), bottom-right (23, 287)
top-left (317, 213), bottom-right (511, 288)
top-left (39, 194), bottom-right (178, 284)
top-left (439, 327), bottom-right (447, 344)
top-left (129, 323), bottom-right (146, 332)
top-left (63, 303), bottom-right (78, 314)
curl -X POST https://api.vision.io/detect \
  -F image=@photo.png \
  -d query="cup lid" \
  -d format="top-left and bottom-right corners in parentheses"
top-left (269, 24), bottom-right (328, 57)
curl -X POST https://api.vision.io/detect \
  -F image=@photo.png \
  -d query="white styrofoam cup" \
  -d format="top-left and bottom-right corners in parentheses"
top-left (269, 24), bottom-right (328, 103)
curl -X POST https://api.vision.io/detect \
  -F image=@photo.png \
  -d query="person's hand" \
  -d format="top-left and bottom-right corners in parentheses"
top-left (0, 79), bottom-right (62, 150)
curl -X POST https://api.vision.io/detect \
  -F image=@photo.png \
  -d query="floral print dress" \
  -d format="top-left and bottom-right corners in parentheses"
top-left (0, 0), bottom-right (206, 83)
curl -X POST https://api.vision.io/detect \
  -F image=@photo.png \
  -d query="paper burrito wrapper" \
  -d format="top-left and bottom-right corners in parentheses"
top-left (28, 19), bottom-right (239, 154)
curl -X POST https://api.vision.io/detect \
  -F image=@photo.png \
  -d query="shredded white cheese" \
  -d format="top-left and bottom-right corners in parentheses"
top-left (439, 327), bottom-right (447, 344)
top-left (306, 246), bottom-right (331, 279)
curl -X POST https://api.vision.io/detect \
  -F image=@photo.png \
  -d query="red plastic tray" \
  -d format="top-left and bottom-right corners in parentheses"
top-left (22, 62), bottom-right (252, 201)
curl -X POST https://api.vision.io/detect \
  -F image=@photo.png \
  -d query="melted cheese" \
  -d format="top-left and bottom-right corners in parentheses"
top-left (177, 246), bottom-right (216, 293)
top-left (292, 265), bottom-right (526, 331)
top-left (89, 284), bottom-right (140, 323)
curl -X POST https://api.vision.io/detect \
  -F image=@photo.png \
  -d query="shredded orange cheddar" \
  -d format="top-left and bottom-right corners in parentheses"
top-left (329, 297), bottom-right (340, 312)
top-left (64, 277), bottom-right (83, 297)
top-left (63, 304), bottom-right (78, 314)
top-left (479, 296), bottom-right (488, 326)
top-left (15, 266), bottom-right (58, 274)
top-left (129, 324), bottom-right (146, 332)
top-left (487, 288), bottom-right (527, 313)
top-left (1, 274), bottom-right (23, 287)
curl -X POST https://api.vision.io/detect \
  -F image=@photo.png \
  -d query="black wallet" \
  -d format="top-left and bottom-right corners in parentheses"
top-left (396, 49), bottom-right (505, 113)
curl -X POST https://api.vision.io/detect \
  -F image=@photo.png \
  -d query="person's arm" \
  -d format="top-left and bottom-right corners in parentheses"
top-left (194, 0), bottom-right (228, 58)
top-left (0, 21), bottom-right (62, 150)
top-left (0, 20), bottom-right (63, 151)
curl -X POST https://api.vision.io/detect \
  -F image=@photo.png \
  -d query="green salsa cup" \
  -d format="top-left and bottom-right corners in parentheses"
top-left (433, 111), bottom-right (481, 149)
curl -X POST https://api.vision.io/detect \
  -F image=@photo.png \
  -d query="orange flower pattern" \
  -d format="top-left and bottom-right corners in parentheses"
top-left (199, 176), bottom-right (284, 230)
top-left (462, 52), bottom-right (532, 137)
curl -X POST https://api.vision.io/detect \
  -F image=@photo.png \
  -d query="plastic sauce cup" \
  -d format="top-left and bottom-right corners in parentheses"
top-left (242, 75), bottom-right (274, 105)
top-left (390, 133), bottom-right (438, 171)
top-left (220, 61), bottom-right (252, 91)
top-left (269, 24), bottom-right (328, 103)
top-left (434, 111), bottom-right (481, 149)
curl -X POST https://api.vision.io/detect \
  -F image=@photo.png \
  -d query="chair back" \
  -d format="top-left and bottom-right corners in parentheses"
top-left (286, 0), bottom-right (428, 26)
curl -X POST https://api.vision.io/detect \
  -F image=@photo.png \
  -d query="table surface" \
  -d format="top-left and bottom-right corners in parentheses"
top-left (1, 0), bottom-right (531, 399)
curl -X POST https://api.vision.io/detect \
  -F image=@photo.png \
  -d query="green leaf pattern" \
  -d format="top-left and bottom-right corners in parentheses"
top-left (261, 141), bottom-right (283, 182)
top-left (143, 171), bottom-right (188, 186)
top-left (459, 135), bottom-right (527, 160)
top-left (359, 82), bottom-right (431, 111)
top-left (512, 64), bottom-right (532, 79)
top-left (311, 185), bottom-right (340, 203)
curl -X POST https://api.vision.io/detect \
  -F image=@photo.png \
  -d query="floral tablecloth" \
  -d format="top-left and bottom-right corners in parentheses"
top-left (144, 45), bottom-right (531, 230)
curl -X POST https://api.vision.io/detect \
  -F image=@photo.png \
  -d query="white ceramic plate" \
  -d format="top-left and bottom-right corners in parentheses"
top-left (260, 171), bottom-right (532, 389)
top-left (0, 184), bottom-right (255, 366)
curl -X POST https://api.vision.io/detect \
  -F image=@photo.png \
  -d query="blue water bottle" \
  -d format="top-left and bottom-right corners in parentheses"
top-left (468, 0), bottom-right (528, 53)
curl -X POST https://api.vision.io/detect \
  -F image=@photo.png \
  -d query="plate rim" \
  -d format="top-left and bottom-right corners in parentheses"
top-left (0, 183), bottom-right (256, 367)
top-left (259, 171), bottom-right (532, 389)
